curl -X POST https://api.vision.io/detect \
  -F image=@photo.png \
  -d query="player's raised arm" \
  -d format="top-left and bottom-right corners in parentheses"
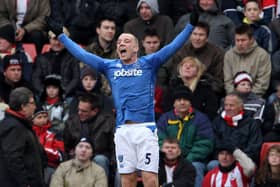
top-left (153, 10), bottom-right (199, 65)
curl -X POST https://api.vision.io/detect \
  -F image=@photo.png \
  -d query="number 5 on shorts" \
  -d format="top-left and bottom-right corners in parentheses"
top-left (145, 153), bottom-right (151, 165)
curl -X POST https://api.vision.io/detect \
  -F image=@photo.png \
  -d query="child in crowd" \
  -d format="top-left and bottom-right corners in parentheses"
top-left (233, 71), bottom-right (265, 122)
top-left (32, 107), bottom-right (64, 184)
top-left (243, 0), bottom-right (277, 53)
top-left (39, 74), bottom-right (69, 136)
top-left (255, 144), bottom-right (280, 187)
top-left (69, 65), bottom-right (114, 114)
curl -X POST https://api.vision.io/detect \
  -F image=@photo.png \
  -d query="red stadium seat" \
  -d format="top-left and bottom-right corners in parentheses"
top-left (41, 44), bottom-right (51, 53)
top-left (22, 43), bottom-right (37, 62)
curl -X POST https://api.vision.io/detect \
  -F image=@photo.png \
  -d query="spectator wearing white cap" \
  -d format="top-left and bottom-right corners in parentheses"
top-left (232, 71), bottom-right (265, 122)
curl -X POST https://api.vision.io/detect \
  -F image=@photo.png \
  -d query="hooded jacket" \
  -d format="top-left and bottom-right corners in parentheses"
top-left (136, 0), bottom-right (159, 15)
top-left (224, 41), bottom-right (271, 96)
top-left (124, 0), bottom-right (174, 46)
top-left (175, 0), bottom-right (235, 49)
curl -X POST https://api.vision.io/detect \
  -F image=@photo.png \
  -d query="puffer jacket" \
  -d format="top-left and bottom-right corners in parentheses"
top-left (212, 111), bottom-right (263, 162)
top-left (157, 109), bottom-right (214, 162)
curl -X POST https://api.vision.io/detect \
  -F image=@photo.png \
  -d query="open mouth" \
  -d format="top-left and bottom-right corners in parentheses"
top-left (119, 49), bottom-right (127, 56)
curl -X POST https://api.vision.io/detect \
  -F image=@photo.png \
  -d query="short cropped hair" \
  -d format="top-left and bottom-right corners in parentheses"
top-left (78, 93), bottom-right (101, 110)
top-left (244, 0), bottom-right (261, 9)
top-left (162, 137), bottom-right (180, 147)
top-left (235, 24), bottom-right (254, 38)
top-left (9, 87), bottom-right (34, 111)
top-left (225, 91), bottom-right (244, 106)
top-left (195, 21), bottom-right (210, 37)
top-left (142, 28), bottom-right (160, 40)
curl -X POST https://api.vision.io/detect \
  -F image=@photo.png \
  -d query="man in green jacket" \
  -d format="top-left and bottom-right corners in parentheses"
top-left (157, 86), bottom-right (214, 187)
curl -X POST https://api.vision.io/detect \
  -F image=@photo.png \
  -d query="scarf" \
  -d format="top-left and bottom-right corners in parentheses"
top-left (169, 107), bottom-right (194, 140)
top-left (221, 110), bottom-right (244, 127)
top-left (46, 96), bottom-right (60, 105)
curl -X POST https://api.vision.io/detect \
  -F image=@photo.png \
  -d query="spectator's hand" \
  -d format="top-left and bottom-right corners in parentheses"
top-left (45, 16), bottom-right (63, 37)
top-left (189, 8), bottom-right (199, 26)
top-left (15, 28), bottom-right (25, 41)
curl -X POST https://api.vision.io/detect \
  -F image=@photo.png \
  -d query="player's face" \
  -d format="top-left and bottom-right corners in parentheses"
top-left (235, 34), bottom-right (254, 53)
top-left (218, 150), bottom-right (235, 167)
top-left (235, 81), bottom-right (252, 94)
top-left (244, 2), bottom-right (261, 22)
top-left (174, 98), bottom-right (191, 114)
top-left (32, 113), bottom-right (49, 126)
top-left (96, 20), bottom-right (116, 42)
top-left (224, 95), bottom-right (243, 117)
top-left (139, 2), bottom-right (153, 21)
top-left (117, 33), bottom-right (139, 64)
top-left (82, 75), bottom-right (97, 92)
top-left (199, 0), bottom-right (215, 11)
top-left (46, 85), bottom-right (60, 98)
top-left (161, 142), bottom-right (181, 161)
top-left (75, 142), bottom-right (93, 162)
top-left (78, 101), bottom-right (98, 122)
top-left (190, 27), bottom-right (208, 49)
top-left (4, 65), bottom-right (22, 82)
top-left (0, 37), bottom-right (12, 52)
top-left (49, 37), bottom-right (64, 52)
top-left (179, 61), bottom-right (199, 79)
top-left (142, 36), bottom-right (161, 54)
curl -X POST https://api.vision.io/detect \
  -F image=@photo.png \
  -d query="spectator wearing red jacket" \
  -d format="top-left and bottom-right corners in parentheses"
top-left (32, 107), bottom-right (64, 184)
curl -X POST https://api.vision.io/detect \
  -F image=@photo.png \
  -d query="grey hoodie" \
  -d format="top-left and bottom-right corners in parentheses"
top-left (136, 0), bottom-right (159, 15)
top-left (175, 0), bottom-right (235, 49)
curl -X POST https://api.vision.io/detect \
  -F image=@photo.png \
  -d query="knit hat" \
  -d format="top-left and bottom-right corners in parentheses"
top-left (2, 54), bottom-right (22, 71)
top-left (216, 142), bottom-right (235, 154)
top-left (75, 137), bottom-right (94, 151)
top-left (40, 74), bottom-right (64, 102)
top-left (233, 71), bottom-right (253, 87)
top-left (136, 0), bottom-right (159, 15)
top-left (172, 86), bottom-right (193, 103)
top-left (0, 24), bottom-right (15, 43)
top-left (44, 74), bottom-right (62, 88)
top-left (32, 106), bottom-right (48, 119)
top-left (80, 66), bottom-right (98, 80)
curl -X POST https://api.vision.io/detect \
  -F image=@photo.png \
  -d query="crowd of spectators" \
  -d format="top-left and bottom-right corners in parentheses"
top-left (0, 0), bottom-right (280, 187)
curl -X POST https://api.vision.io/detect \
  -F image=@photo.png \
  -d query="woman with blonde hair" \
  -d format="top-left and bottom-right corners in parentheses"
top-left (163, 56), bottom-right (218, 120)
top-left (255, 144), bottom-right (280, 187)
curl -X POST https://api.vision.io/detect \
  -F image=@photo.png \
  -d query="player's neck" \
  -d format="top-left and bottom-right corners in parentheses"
top-left (123, 56), bottom-right (138, 65)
